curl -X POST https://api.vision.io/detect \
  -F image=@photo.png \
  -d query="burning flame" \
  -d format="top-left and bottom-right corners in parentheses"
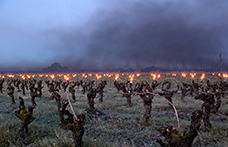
top-left (150, 73), bottom-right (160, 80)
top-left (172, 73), bottom-right (176, 77)
top-left (96, 74), bottom-right (102, 79)
top-left (223, 73), bottom-right (228, 78)
top-left (115, 74), bottom-right (120, 80)
top-left (151, 73), bottom-right (156, 80)
top-left (21, 75), bottom-right (26, 80)
top-left (7, 74), bottom-right (15, 78)
top-left (201, 73), bottom-right (205, 80)
top-left (57, 74), bottom-right (62, 77)
top-left (129, 74), bottom-right (134, 82)
top-left (181, 73), bottom-right (187, 77)
top-left (27, 75), bottom-right (31, 79)
top-left (64, 75), bottom-right (70, 81)
top-left (81, 74), bottom-right (88, 78)
top-left (190, 73), bottom-right (196, 78)
top-left (50, 74), bottom-right (55, 79)
top-left (39, 74), bottom-right (44, 77)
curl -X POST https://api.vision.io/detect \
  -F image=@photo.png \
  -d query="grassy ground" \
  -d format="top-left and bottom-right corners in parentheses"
top-left (0, 76), bottom-right (227, 147)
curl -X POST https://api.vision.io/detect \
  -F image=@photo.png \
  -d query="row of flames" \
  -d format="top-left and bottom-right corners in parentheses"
top-left (151, 74), bottom-right (161, 80)
top-left (0, 73), bottom-right (228, 81)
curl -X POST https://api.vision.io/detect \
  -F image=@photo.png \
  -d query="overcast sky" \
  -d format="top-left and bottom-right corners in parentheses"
top-left (0, 0), bottom-right (227, 72)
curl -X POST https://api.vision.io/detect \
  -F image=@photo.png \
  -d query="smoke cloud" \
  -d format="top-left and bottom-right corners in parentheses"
top-left (1, 0), bottom-right (228, 72)
top-left (55, 0), bottom-right (228, 71)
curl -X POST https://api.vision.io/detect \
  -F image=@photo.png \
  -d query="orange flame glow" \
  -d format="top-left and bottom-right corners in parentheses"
top-left (151, 73), bottom-right (156, 80)
top-left (223, 73), bottom-right (228, 78)
top-left (50, 74), bottom-right (55, 79)
top-left (57, 74), bottom-right (62, 77)
top-left (115, 74), bottom-right (120, 80)
top-left (181, 73), bottom-right (187, 77)
top-left (64, 75), bottom-right (70, 81)
top-left (129, 74), bottom-right (134, 82)
top-left (21, 75), bottom-right (26, 80)
top-left (172, 73), bottom-right (176, 76)
top-left (39, 74), bottom-right (44, 77)
top-left (201, 73), bottom-right (205, 80)
top-left (190, 73), bottom-right (196, 78)
top-left (96, 74), bottom-right (102, 79)
top-left (7, 74), bottom-right (15, 78)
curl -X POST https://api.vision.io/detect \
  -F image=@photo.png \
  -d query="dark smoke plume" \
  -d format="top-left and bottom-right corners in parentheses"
top-left (1, 0), bottom-right (228, 72)
top-left (54, 0), bottom-right (228, 71)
